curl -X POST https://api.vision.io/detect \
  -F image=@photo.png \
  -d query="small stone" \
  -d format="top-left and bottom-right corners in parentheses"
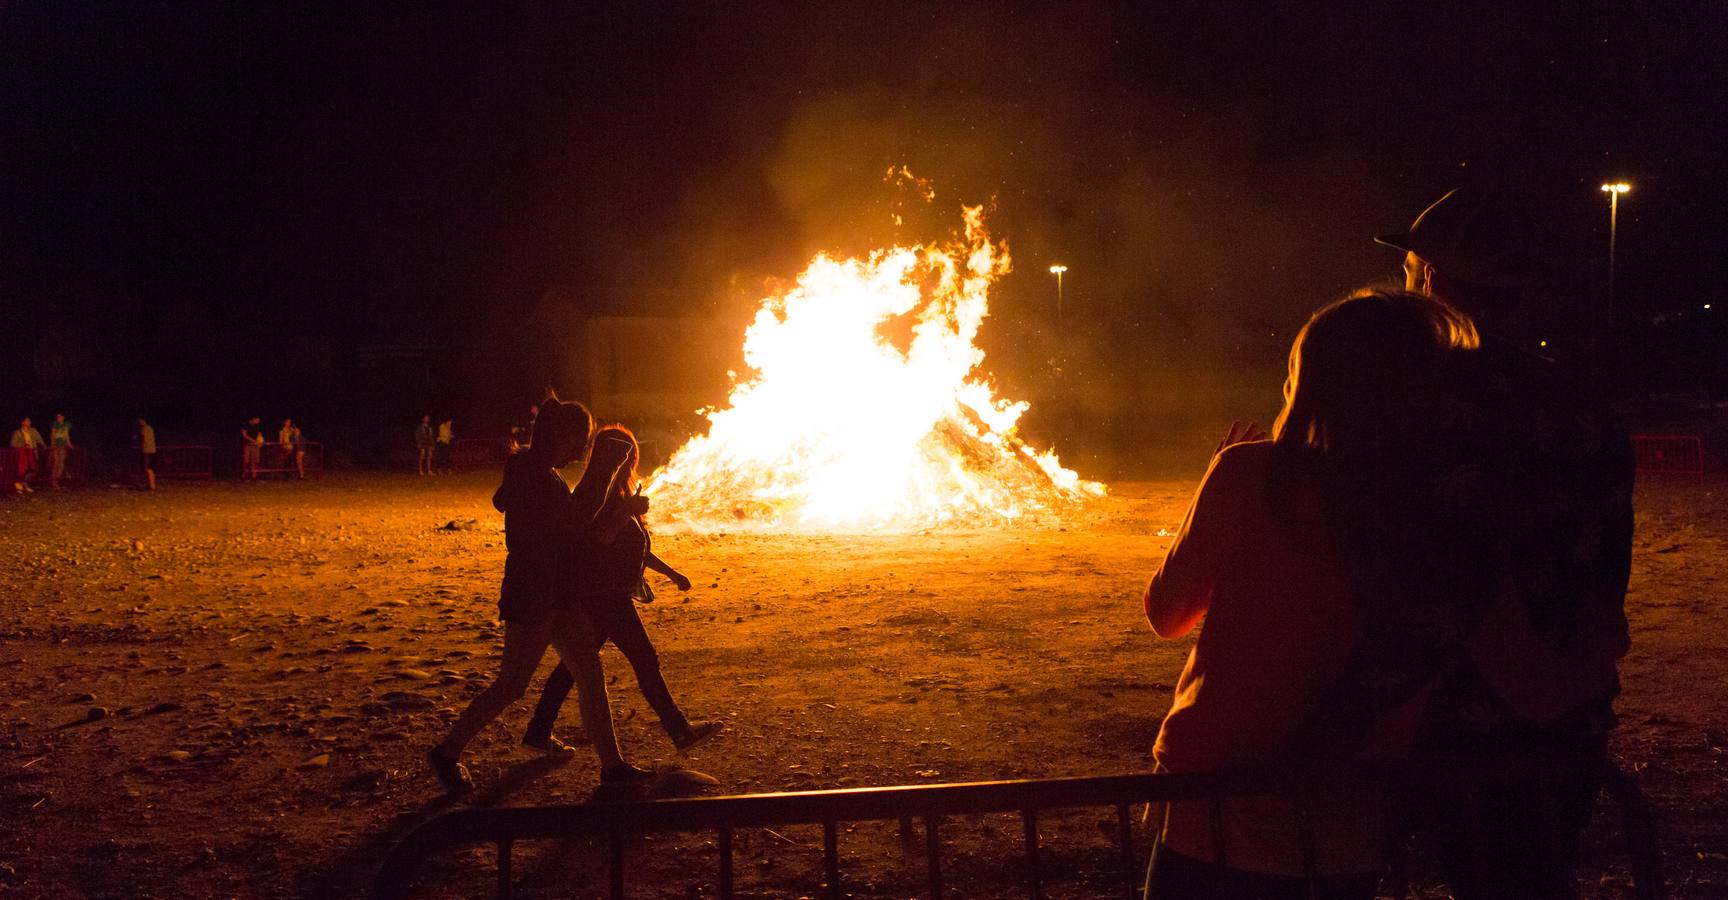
top-left (297, 753), bottom-right (330, 769)
top-left (164, 750), bottom-right (193, 763)
top-left (86, 706), bottom-right (110, 721)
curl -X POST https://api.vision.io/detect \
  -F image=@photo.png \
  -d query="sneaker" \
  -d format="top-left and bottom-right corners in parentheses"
top-left (426, 747), bottom-right (474, 794)
top-left (671, 720), bottom-right (724, 753)
top-left (600, 762), bottom-right (656, 784)
top-left (522, 733), bottom-right (580, 757)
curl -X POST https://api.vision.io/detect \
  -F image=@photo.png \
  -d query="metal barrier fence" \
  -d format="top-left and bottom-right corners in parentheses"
top-left (151, 445), bottom-right (215, 479)
top-left (243, 441), bottom-right (324, 478)
top-left (1, 446), bottom-right (89, 485)
top-left (1632, 435), bottom-right (1705, 477)
top-left (375, 764), bottom-right (1663, 900)
top-left (452, 438), bottom-right (514, 470)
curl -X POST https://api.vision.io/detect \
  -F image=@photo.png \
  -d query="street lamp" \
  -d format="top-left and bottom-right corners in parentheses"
top-left (1601, 182), bottom-right (1630, 312)
top-left (1048, 264), bottom-right (1068, 320)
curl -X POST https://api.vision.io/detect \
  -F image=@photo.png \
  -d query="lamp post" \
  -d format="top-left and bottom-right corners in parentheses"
top-left (1601, 182), bottom-right (1630, 313)
top-left (1047, 264), bottom-right (1068, 321)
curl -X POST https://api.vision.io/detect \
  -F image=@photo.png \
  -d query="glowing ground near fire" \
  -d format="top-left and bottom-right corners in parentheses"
top-left (647, 205), bottom-right (1104, 533)
top-left (0, 476), bottom-right (1722, 897)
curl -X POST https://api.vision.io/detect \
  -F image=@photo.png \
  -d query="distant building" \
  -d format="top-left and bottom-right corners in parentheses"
top-left (584, 316), bottom-right (738, 422)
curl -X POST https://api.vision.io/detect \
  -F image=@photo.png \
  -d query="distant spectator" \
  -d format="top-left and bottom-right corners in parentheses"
top-left (47, 413), bottom-right (73, 490)
top-left (137, 418), bottom-right (157, 491)
top-left (280, 419), bottom-right (306, 480)
top-left (241, 417), bottom-right (265, 480)
top-left (436, 418), bottom-right (455, 474)
top-left (9, 417), bottom-right (44, 493)
top-left (415, 415), bottom-right (435, 475)
top-left (511, 403), bottom-right (539, 451)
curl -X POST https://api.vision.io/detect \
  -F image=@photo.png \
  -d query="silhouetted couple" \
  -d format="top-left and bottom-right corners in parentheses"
top-left (428, 397), bottom-right (719, 793)
top-left (1142, 189), bottom-right (1631, 900)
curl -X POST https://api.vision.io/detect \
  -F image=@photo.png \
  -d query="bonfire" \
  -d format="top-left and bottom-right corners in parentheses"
top-left (645, 203), bottom-right (1104, 532)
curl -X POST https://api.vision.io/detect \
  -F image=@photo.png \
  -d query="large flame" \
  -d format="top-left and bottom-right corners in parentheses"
top-left (645, 204), bottom-right (1104, 532)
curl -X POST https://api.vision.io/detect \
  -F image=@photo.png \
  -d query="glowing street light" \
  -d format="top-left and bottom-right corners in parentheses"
top-left (1601, 182), bottom-right (1631, 312)
top-left (1048, 264), bottom-right (1068, 320)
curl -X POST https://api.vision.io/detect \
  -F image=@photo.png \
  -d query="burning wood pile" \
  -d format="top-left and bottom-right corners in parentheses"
top-left (646, 204), bottom-right (1104, 532)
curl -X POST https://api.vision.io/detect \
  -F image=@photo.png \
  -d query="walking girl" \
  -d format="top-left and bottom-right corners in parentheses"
top-left (523, 425), bottom-right (722, 758)
top-left (427, 398), bottom-right (649, 792)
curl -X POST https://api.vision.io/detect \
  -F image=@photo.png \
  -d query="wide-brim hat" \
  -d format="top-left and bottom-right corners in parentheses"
top-left (1376, 188), bottom-right (1539, 288)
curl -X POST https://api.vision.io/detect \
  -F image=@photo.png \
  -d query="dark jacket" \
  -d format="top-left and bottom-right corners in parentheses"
top-left (493, 455), bottom-right (579, 622)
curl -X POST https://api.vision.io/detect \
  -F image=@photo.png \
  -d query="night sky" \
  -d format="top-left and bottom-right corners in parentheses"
top-left (3, 2), bottom-right (1723, 460)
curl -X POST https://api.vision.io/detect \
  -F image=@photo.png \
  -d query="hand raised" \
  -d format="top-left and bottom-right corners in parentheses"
top-left (1215, 420), bottom-right (1268, 455)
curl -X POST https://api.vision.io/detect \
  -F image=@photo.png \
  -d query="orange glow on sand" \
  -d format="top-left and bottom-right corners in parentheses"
top-left (645, 203), bottom-right (1105, 532)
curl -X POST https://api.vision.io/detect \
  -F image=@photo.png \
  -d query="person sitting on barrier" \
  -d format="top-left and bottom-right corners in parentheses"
top-left (1365, 187), bottom-right (1633, 900)
top-left (241, 417), bottom-right (264, 480)
top-left (1141, 289), bottom-right (1490, 900)
top-left (136, 418), bottom-right (157, 491)
top-left (428, 396), bottom-right (649, 793)
top-left (280, 419), bottom-right (306, 480)
top-left (47, 413), bottom-right (73, 490)
top-left (10, 417), bottom-right (44, 493)
top-left (521, 424), bottom-right (722, 760)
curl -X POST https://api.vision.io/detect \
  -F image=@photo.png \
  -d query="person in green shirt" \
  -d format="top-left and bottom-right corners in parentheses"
top-left (47, 413), bottom-right (72, 490)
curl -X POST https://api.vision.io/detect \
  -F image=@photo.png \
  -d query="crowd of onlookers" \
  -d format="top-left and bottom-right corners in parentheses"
top-left (4, 409), bottom-right (526, 495)
top-left (8, 413), bottom-right (85, 493)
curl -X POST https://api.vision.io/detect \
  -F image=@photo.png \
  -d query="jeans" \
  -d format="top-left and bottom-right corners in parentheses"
top-left (527, 596), bottom-right (686, 741)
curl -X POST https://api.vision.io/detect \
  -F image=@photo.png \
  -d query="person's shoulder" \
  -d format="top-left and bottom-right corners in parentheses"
top-left (1199, 439), bottom-right (1275, 500)
top-left (1210, 439), bottom-right (1275, 476)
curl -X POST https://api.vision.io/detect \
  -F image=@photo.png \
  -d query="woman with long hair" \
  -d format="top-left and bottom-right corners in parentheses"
top-left (1141, 289), bottom-right (1492, 898)
top-left (522, 424), bottom-right (721, 758)
top-left (427, 398), bottom-right (648, 792)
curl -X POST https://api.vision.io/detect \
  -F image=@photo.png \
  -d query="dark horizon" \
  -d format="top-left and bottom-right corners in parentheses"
top-left (3, 2), bottom-right (1723, 458)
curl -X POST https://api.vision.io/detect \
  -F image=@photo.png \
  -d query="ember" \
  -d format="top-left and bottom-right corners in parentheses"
top-left (646, 203), bottom-right (1104, 532)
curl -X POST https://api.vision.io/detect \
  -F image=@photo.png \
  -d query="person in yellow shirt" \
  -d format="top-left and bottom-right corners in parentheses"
top-left (137, 418), bottom-right (157, 491)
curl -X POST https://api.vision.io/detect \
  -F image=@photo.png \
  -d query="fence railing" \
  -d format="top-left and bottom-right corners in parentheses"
top-left (150, 445), bottom-right (215, 479)
top-left (375, 763), bottom-right (1663, 900)
top-left (1631, 434), bottom-right (1705, 477)
top-left (243, 441), bottom-right (324, 477)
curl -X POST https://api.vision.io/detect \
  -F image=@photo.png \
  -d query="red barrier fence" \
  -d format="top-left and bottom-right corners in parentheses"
top-left (1632, 434), bottom-right (1705, 477)
top-left (452, 438), bottom-right (514, 470)
top-left (150, 445), bottom-right (215, 479)
top-left (243, 441), bottom-right (324, 478)
top-left (2, 446), bottom-right (89, 486)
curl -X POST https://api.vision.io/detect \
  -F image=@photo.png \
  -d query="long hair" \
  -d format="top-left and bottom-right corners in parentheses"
top-left (590, 425), bottom-right (641, 497)
top-left (571, 423), bottom-right (641, 519)
top-left (1271, 289), bottom-right (1500, 757)
top-left (1272, 288), bottom-right (1479, 455)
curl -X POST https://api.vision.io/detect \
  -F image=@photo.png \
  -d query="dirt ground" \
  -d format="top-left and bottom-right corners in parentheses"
top-left (0, 472), bottom-right (1723, 899)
